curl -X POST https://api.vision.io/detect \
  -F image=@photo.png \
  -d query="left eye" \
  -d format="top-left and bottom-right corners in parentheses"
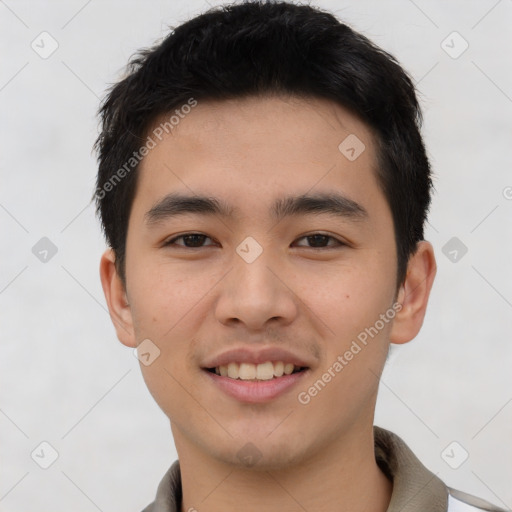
top-left (293, 234), bottom-right (343, 248)
top-left (163, 233), bottom-right (343, 249)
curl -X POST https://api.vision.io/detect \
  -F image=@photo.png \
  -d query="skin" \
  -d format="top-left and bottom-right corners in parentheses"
top-left (100, 95), bottom-right (436, 512)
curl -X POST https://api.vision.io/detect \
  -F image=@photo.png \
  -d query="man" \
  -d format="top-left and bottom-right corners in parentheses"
top-left (94, 1), bottom-right (507, 511)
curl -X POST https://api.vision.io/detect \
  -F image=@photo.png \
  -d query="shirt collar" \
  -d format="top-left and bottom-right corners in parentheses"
top-left (374, 426), bottom-right (448, 512)
top-left (143, 426), bottom-right (448, 512)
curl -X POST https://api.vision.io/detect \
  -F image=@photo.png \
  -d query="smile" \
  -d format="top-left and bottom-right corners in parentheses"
top-left (204, 364), bottom-right (309, 403)
top-left (207, 361), bottom-right (307, 381)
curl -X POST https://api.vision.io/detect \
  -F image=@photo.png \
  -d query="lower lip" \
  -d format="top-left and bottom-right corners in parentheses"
top-left (203, 369), bottom-right (309, 403)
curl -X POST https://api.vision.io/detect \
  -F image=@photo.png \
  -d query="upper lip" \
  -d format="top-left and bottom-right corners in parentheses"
top-left (202, 347), bottom-right (313, 369)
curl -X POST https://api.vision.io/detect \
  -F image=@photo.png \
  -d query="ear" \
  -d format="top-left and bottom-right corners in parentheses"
top-left (389, 241), bottom-right (437, 345)
top-left (99, 249), bottom-right (137, 348)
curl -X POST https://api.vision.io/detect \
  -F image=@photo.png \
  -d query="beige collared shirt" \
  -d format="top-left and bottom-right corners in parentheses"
top-left (142, 426), bottom-right (508, 512)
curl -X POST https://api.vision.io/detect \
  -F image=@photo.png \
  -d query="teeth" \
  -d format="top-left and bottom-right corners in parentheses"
top-left (215, 361), bottom-right (303, 380)
top-left (273, 361), bottom-right (284, 377)
top-left (227, 362), bottom-right (239, 379)
top-left (284, 363), bottom-right (294, 375)
top-left (256, 361), bottom-right (274, 380)
top-left (239, 363), bottom-right (256, 380)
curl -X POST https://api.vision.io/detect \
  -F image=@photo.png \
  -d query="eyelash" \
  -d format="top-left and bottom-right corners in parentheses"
top-left (162, 232), bottom-right (345, 249)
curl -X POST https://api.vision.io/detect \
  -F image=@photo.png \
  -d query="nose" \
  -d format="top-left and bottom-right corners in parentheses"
top-left (214, 245), bottom-right (299, 332)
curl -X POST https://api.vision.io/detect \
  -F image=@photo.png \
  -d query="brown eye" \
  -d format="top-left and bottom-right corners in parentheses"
top-left (294, 234), bottom-right (344, 248)
top-left (164, 233), bottom-right (214, 248)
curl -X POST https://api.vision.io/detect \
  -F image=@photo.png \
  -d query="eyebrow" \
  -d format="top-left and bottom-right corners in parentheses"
top-left (144, 191), bottom-right (368, 226)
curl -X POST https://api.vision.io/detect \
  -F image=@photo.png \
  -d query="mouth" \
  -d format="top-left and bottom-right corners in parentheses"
top-left (201, 347), bottom-right (313, 403)
top-left (203, 361), bottom-right (309, 403)
top-left (204, 361), bottom-right (308, 381)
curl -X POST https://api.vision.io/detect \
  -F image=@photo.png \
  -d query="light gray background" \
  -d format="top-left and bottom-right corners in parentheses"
top-left (1, 0), bottom-right (511, 510)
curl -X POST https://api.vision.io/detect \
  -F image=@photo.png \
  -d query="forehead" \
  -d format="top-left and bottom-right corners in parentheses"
top-left (134, 95), bottom-right (386, 222)
top-left (145, 95), bottom-right (374, 163)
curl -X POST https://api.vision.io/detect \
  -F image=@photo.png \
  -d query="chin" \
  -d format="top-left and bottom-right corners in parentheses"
top-left (210, 434), bottom-right (312, 472)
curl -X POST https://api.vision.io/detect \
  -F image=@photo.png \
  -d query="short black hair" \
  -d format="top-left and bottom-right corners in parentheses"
top-left (94, 0), bottom-right (433, 288)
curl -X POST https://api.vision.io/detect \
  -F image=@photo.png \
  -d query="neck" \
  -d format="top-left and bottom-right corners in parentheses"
top-left (174, 424), bottom-right (392, 512)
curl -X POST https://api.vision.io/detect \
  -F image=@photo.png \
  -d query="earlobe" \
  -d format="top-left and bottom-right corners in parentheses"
top-left (99, 249), bottom-right (137, 348)
top-left (389, 241), bottom-right (437, 345)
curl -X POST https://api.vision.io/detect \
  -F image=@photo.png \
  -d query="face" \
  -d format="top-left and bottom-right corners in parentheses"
top-left (102, 95), bottom-right (430, 470)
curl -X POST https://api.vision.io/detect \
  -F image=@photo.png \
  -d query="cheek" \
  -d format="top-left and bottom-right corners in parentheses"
top-left (302, 260), bottom-right (395, 344)
top-left (297, 267), bottom-right (394, 425)
top-left (126, 260), bottom-right (207, 339)
top-left (128, 271), bottom-right (204, 417)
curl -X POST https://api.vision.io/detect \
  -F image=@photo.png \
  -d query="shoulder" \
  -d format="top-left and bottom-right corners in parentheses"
top-left (448, 487), bottom-right (510, 512)
top-left (140, 460), bottom-right (182, 512)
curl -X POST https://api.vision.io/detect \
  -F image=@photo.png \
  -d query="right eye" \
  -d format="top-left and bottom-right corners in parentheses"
top-left (162, 233), bottom-right (216, 248)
